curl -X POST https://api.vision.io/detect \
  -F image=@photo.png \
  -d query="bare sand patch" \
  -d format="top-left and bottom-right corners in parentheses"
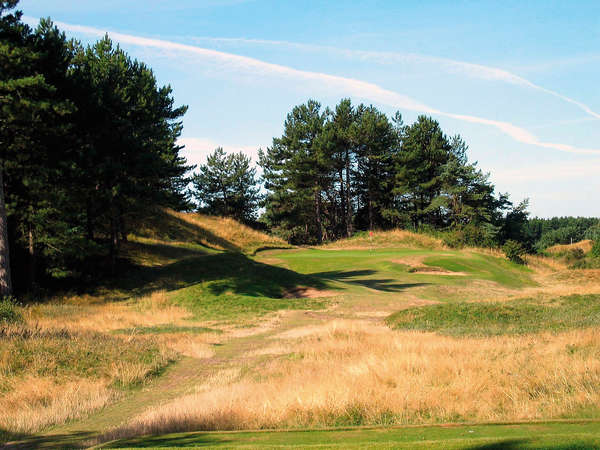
top-left (390, 257), bottom-right (467, 276)
top-left (283, 287), bottom-right (338, 299)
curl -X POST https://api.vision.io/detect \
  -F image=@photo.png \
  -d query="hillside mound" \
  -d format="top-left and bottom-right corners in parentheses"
top-left (321, 229), bottom-right (444, 250)
top-left (131, 208), bottom-right (289, 255)
top-left (546, 240), bottom-right (593, 255)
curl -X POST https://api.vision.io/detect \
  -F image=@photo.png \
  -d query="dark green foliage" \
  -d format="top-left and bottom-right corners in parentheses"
top-left (526, 217), bottom-right (600, 252)
top-left (591, 240), bottom-right (600, 259)
top-left (386, 294), bottom-right (600, 336)
top-left (260, 100), bottom-right (511, 245)
top-left (503, 239), bottom-right (526, 264)
top-left (192, 148), bottom-right (261, 223)
top-left (585, 224), bottom-right (600, 242)
top-left (0, 2), bottom-right (191, 294)
top-left (0, 296), bottom-right (21, 323)
top-left (441, 223), bottom-right (499, 249)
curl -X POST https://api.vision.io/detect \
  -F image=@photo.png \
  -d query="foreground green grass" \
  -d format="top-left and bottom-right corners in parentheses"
top-left (387, 294), bottom-right (600, 336)
top-left (98, 421), bottom-right (600, 449)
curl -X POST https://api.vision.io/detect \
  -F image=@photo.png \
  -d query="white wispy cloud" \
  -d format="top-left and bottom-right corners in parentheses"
top-left (34, 18), bottom-right (600, 155)
top-left (190, 36), bottom-right (600, 120)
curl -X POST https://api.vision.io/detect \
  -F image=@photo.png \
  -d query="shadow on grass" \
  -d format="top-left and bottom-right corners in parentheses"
top-left (96, 252), bottom-right (329, 301)
top-left (467, 440), bottom-right (530, 450)
top-left (122, 240), bottom-right (214, 261)
top-left (100, 432), bottom-right (232, 448)
top-left (313, 269), bottom-right (430, 293)
top-left (2, 430), bottom-right (95, 449)
top-left (137, 208), bottom-right (241, 253)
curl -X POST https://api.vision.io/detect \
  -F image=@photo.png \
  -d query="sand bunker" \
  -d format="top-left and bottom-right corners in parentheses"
top-left (283, 287), bottom-right (338, 299)
top-left (391, 256), bottom-right (467, 276)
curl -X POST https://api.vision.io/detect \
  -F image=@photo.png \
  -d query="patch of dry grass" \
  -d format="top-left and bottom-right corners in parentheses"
top-left (103, 320), bottom-right (600, 440)
top-left (24, 291), bottom-right (191, 333)
top-left (547, 240), bottom-right (594, 255)
top-left (0, 295), bottom-right (178, 437)
top-left (322, 229), bottom-right (444, 250)
top-left (0, 377), bottom-right (114, 436)
top-left (134, 208), bottom-right (289, 255)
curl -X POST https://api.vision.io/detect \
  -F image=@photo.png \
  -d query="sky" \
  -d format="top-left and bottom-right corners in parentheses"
top-left (19, 0), bottom-right (600, 217)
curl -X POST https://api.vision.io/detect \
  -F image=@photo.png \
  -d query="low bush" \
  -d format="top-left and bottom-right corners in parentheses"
top-left (441, 224), bottom-right (498, 249)
top-left (0, 297), bottom-right (22, 324)
top-left (502, 240), bottom-right (526, 265)
top-left (592, 240), bottom-right (600, 259)
top-left (564, 248), bottom-right (586, 264)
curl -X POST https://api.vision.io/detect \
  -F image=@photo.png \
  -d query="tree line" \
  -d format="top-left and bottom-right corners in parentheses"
top-left (0, 1), bottom-right (191, 295)
top-left (197, 99), bottom-right (529, 246)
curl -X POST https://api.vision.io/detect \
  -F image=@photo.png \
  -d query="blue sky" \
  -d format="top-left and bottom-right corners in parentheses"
top-left (20, 0), bottom-right (600, 217)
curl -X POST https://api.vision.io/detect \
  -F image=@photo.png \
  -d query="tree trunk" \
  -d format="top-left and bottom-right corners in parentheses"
top-left (314, 183), bottom-right (323, 244)
top-left (345, 151), bottom-right (353, 237)
top-left (109, 206), bottom-right (119, 276)
top-left (86, 199), bottom-right (94, 240)
top-left (368, 190), bottom-right (374, 231)
top-left (118, 210), bottom-right (127, 242)
top-left (338, 168), bottom-right (346, 236)
top-left (0, 169), bottom-right (13, 297)
top-left (28, 222), bottom-right (36, 289)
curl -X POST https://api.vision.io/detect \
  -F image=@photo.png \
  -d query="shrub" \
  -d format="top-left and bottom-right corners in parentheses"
top-left (503, 240), bottom-right (526, 265)
top-left (441, 224), bottom-right (498, 249)
top-left (564, 248), bottom-right (585, 264)
top-left (0, 297), bottom-right (22, 324)
top-left (591, 240), bottom-right (600, 259)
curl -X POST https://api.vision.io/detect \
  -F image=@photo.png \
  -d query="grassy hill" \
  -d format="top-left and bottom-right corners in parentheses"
top-left (3, 214), bottom-right (600, 449)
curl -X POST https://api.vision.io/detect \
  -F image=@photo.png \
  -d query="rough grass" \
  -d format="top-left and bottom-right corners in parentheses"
top-left (100, 320), bottom-right (600, 440)
top-left (386, 294), bottom-right (600, 336)
top-left (0, 323), bottom-right (174, 437)
top-left (322, 229), bottom-right (444, 250)
top-left (547, 240), bottom-right (594, 255)
top-left (133, 208), bottom-right (290, 255)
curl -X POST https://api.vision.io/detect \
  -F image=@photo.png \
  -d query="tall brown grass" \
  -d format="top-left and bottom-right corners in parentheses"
top-left (23, 291), bottom-right (190, 333)
top-left (0, 377), bottom-right (114, 436)
top-left (134, 208), bottom-right (288, 254)
top-left (547, 240), bottom-right (594, 255)
top-left (102, 320), bottom-right (600, 441)
top-left (322, 229), bottom-right (444, 250)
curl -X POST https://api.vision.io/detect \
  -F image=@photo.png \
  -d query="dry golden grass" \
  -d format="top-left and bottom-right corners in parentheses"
top-left (135, 208), bottom-right (289, 255)
top-left (103, 320), bottom-right (600, 440)
top-left (0, 291), bottom-right (197, 437)
top-left (322, 229), bottom-right (444, 250)
top-left (547, 240), bottom-right (594, 255)
top-left (23, 291), bottom-right (191, 333)
top-left (0, 377), bottom-right (114, 436)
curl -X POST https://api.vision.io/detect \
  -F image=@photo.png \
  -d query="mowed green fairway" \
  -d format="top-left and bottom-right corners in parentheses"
top-left (262, 247), bottom-right (534, 301)
top-left (99, 421), bottom-right (600, 449)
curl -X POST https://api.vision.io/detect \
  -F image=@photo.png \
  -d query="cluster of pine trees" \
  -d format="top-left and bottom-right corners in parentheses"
top-left (0, 1), bottom-right (190, 294)
top-left (258, 99), bottom-right (516, 244)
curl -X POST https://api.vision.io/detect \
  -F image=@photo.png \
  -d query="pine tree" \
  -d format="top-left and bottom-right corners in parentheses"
top-left (259, 100), bottom-right (327, 243)
top-left (193, 148), bottom-right (260, 223)
top-left (393, 115), bottom-right (451, 228)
